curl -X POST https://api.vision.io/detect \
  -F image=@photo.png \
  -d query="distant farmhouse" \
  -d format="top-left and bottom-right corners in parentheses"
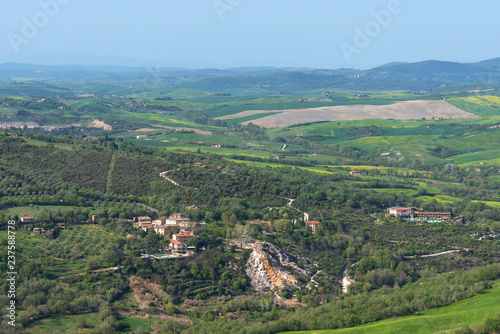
top-left (387, 207), bottom-right (413, 217)
top-left (136, 213), bottom-right (203, 237)
top-left (306, 221), bottom-right (320, 234)
top-left (21, 216), bottom-right (35, 223)
top-left (170, 239), bottom-right (187, 252)
top-left (387, 207), bottom-right (462, 223)
top-left (172, 231), bottom-right (194, 243)
top-left (33, 227), bottom-right (45, 234)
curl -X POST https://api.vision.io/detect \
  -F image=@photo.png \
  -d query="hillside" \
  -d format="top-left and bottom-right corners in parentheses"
top-left (1, 62), bottom-right (500, 334)
top-left (283, 280), bottom-right (500, 334)
top-left (235, 100), bottom-right (478, 128)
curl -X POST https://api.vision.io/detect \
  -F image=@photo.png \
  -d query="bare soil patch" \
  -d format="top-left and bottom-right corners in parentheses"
top-left (216, 109), bottom-right (282, 120)
top-left (227, 100), bottom-right (479, 128)
top-left (134, 128), bottom-right (158, 132)
top-left (130, 276), bottom-right (169, 310)
top-left (87, 119), bottom-right (112, 130)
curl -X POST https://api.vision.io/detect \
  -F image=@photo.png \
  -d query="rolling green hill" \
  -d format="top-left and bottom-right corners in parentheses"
top-left (283, 280), bottom-right (500, 334)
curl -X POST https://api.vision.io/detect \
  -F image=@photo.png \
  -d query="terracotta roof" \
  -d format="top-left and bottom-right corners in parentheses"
top-left (306, 221), bottom-right (320, 225)
top-left (170, 239), bottom-right (186, 245)
top-left (175, 232), bottom-right (194, 237)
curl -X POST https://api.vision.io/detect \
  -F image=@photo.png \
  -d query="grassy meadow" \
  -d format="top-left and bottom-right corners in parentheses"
top-left (283, 280), bottom-right (500, 334)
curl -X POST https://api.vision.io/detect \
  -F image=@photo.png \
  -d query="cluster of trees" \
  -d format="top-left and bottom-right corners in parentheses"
top-left (346, 125), bottom-right (384, 139)
top-left (455, 312), bottom-right (500, 334)
top-left (0, 242), bottom-right (129, 332)
top-left (1, 129), bottom-right (499, 333)
top-left (155, 249), bottom-right (252, 301)
top-left (0, 97), bottom-right (66, 110)
top-left (188, 264), bottom-right (500, 334)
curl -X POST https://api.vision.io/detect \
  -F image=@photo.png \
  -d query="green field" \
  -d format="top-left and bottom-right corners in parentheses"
top-left (25, 313), bottom-right (101, 334)
top-left (224, 158), bottom-right (339, 174)
top-left (283, 280), bottom-right (500, 334)
top-left (25, 313), bottom-right (162, 333)
top-left (447, 96), bottom-right (500, 117)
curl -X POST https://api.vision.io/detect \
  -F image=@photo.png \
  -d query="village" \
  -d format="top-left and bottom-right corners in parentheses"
top-left (18, 209), bottom-right (324, 258)
top-left (134, 212), bottom-right (322, 258)
top-left (19, 205), bottom-right (465, 247)
top-left (134, 213), bottom-right (204, 255)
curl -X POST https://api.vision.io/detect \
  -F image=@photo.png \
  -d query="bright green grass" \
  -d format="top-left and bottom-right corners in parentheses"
top-left (225, 159), bottom-right (339, 174)
top-left (415, 182), bottom-right (440, 195)
top-left (415, 196), bottom-right (500, 208)
top-left (342, 135), bottom-right (438, 148)
top-left (452, 149), bottom-right (500, 165)
top-left (123, 316), bottom-right (160, 332)
top-left (205, 95), bottom-right (400, 119)
top-left (128, 130), bottom-right (281, 151)
top-left (447, 96), bottom-right (500, 117)
top-left (125, 138), bottom-right (276, 158)
top-left (440, 131), bottom-right (500, 151)
top-left (285, 154), bottom-right (363, 165)
top-left (458, 157), bottom-right (500, 167)
top-left (225, 112), bottom-right (284, 124)
top-left (115, 110), bottom-right (222, 131)
top-left (340, 136), bottom-right (446, 164)
top-left (268, 118), bottom-right (450, 139)
top-left (135, 97), bottom-right (209, 110)
top-left (369, 93), bottom-right (423, 100)
top-left (369, 188), bottom-right (419, 196)
top-left (25, 313), bottom-right (101, 334)
top-left (418, 195), bottom-right (460, 203)
top-left (282, 280), bottom-right (500, 334)
top-left (473, 200), bottom-right (500, 208)
top-left (205, 96), bottom-right (347, 118)
top-left (366, 182), bottom-right (441, 198)
top-left (323, 165), bottom-right (435, 178)
top-left (460, 115), bottom-right (500, 125)
top-left (24, 139), bottom-right (72, 150)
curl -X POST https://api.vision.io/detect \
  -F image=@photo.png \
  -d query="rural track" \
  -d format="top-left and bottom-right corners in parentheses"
top-left (159, 168), bottom-right (185, 187)
top-left (58, 266), bottom-right (124, 279)
top-left (404, 249), bottom-right (462, 259)
top-left (277, 196), bottom-right (310, 222)
top-left (106, 155), bottom-right (117, 194)
top-left (137, 203), bottom-right (158, 213)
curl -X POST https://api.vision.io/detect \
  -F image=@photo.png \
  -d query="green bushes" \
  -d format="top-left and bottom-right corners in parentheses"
top-left (188, 264), bottom-right (500, 334)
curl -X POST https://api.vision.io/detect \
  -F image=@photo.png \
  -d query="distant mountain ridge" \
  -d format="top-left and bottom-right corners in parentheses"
top-left (374, 60), bottom-right (482, 73)
top-left (1, 58), bottom-right (499, 95)
top-left (1, 57), bottom-right (498, 77)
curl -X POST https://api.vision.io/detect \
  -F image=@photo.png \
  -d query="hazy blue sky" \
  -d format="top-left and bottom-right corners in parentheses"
top-left (1, 0), bottom-right (499, 69)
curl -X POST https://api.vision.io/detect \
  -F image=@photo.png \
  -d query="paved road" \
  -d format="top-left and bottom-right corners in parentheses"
top-left (404, 249), bottom-right (460, 259)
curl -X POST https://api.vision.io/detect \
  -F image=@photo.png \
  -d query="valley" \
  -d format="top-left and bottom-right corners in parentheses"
top-left (0, 61), bottom-right (500, 334)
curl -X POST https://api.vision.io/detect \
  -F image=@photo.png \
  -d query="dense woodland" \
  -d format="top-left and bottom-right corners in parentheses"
top-left (0, 129), bottom-right (499, 333)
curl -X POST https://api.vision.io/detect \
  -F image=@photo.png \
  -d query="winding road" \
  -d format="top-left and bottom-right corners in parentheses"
top-left (159, 168), bottom-right (184, 187)
top-left (280, 197), bottom-right (310, 222)
top-left (404, 249), bottom-right (462, 259)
